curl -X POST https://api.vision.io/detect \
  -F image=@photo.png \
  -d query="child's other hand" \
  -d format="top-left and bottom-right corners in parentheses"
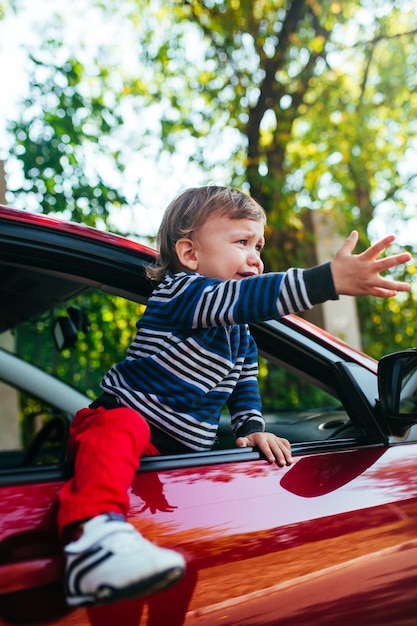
top-left (331, 231), bottom-right (411, 298)
top-left (236, 432), bottom-right (293, 467)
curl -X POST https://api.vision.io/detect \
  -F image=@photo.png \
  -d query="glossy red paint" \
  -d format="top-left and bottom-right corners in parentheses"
top-left (283, 315), bottom-right (378, 373)
top-left (1, 444), bottom-right (417, 625)
top-left (0, 204), bottom-right (156, 258)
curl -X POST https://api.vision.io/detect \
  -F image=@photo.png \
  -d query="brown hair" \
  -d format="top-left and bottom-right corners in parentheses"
top-left (146, 186), bottom-right (266, 282)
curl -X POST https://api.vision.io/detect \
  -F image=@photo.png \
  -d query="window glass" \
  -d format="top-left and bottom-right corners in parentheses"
top-left (0, 381), bottom-right (69, 467)
top-left (15, 290), bottom-right (143, 399)
top-left (218, 356), bottom-right (348, 447)
top-left (1, 286), bottom-right (354, 462)
top-left (258, 357), bottom-right (348, 443)
top-left (0, 289), bottom-right (142, 464)
top-left (258, 356), bottom-right (340, 412)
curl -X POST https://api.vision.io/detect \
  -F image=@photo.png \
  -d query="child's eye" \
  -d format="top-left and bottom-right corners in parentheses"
top-left (255, 244), bottom-right (263, 252)
top-left (238, 239), bottom-right (248, 246)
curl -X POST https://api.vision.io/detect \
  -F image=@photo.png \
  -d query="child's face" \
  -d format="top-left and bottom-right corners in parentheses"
top-left (191, 213), bottom-right (265, 280)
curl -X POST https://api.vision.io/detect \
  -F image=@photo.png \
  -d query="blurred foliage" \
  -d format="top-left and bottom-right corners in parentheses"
top-left (15, 291), bottom-right (144, 447)
top-left (16, 291), bottom-right (143, 397)
top-left (7, 48), bottom-right (128, 226)
top-left (258, 356), bottom-right (340, 411)
top-left (358, 261), bottom-right (417, 359)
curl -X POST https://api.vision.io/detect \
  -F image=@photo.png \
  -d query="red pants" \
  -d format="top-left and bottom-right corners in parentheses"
top-left (57, 406), bottom-right (158, 537)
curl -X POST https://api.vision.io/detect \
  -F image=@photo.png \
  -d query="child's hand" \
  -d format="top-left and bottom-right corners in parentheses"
top-left (236, 432), bottom-right (293, 467)
top-left (331, 231), bottom-right (412, 298)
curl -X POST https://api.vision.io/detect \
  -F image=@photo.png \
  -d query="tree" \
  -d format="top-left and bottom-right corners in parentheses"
top-left (7, 40), bottom-right (128, 226)
top-left (4, 0), bottom-right (417, 357)
top-left (131, 0), bottom-right (417, 356)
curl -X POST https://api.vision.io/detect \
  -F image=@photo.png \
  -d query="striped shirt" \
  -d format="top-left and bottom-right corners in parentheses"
top-left (101, 264), bottom-right (337, 451)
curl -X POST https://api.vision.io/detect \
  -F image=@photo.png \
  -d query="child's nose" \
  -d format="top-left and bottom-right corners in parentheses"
top-left (248, 250), bottom-right (262, 268)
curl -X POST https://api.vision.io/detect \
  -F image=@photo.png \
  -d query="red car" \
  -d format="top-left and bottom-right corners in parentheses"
top-left (1, 205), bottom-right (416, 626)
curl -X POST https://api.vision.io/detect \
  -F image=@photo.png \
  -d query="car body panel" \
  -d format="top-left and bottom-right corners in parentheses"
top-left (1, 205), bottom-right (417, 625)
top-left (2, 445), bottom-right (417, 625)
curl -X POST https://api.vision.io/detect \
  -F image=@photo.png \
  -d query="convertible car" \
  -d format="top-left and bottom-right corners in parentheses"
top-left (1, 204), bottom-right (416, 626)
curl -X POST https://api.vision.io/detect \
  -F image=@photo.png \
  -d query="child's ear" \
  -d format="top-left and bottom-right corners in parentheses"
top-left (175, 238), bottom-right (199, 271)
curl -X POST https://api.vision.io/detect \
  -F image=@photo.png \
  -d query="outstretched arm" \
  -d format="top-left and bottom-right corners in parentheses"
top-left (331, 231), bottom-right (411, 298)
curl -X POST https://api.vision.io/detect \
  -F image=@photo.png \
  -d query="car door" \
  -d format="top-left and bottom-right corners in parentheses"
top-left (2, 441), bottom-right (417, 626)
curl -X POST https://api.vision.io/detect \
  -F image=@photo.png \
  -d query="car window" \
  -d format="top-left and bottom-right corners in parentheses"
top-left (217, 358), bottom-right (347, 447)
top-left (0, 380), bottom-right (70, 468)
top-left (12, 290), bottom-right (142, 400)
top-left (259, 359), bottom-right (348, 442)
top-left (0, 286), bottom-right (351, 466)
top-left (0, 289), bottom-right (141, 467)
top-left (258, 355), bottom-right (340, 412)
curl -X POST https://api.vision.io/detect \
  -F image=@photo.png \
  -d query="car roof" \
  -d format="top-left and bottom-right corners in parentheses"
top-left (0, 204), bottom-right (156, 332)
top-left (0, 204), bottom-right (156, 255)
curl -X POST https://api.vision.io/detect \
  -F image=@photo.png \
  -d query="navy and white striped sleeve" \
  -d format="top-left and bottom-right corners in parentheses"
top-left (277, 262), bottom-right (338, 315)
top-left (146, 265), bottom-right (337, 329)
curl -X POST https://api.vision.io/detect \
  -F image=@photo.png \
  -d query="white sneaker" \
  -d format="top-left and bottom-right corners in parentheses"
top-left (64, 513), bottom-right (186, 607)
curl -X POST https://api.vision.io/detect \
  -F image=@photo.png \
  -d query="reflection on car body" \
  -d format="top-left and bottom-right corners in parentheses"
top-left (1, 205), bottom-right (417, 625)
